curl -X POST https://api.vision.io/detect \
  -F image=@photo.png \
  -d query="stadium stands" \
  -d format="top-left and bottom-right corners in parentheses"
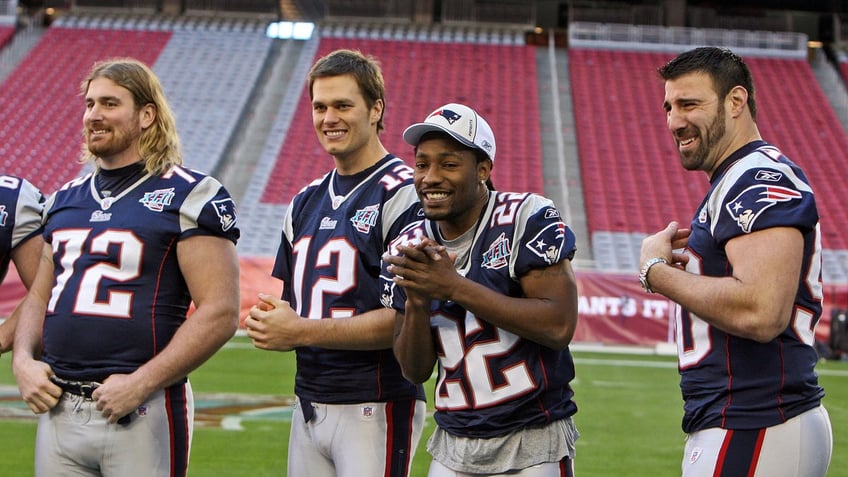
top-left (0, 14), bottom-right (272, 192)
top-left (568, 46), bottom-right (848, 283)
top-left (0, 12), bottom-right (846, 284)
top-left (259, 37), bottom-right (543, 205)
top-left (0, 27), bottom-right (171, 192)
top-left (0, 25), bottom-right (12, 49)
top-left (226, 21), bottom-right (547, 257)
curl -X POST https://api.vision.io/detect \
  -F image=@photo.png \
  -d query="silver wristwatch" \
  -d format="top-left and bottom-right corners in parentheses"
top-left (639, 257), bottom-right (668, 293)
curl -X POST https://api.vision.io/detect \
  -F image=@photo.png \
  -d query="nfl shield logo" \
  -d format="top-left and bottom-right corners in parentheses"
top-left (362, 406), bottom-right (374, 418)
top-left (689, 447), bottom-right (702, 464)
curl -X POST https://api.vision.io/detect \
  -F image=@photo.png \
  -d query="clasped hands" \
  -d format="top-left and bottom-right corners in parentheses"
top-left (383, 237), bottom-right (459, 302)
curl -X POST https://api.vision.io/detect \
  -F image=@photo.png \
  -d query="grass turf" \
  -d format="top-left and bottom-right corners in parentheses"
top-left (1, 336), bottom-right (846, 476)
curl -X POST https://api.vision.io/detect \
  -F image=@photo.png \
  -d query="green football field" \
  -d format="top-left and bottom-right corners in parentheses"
top-left (1, 335), bottom-right (846, 476)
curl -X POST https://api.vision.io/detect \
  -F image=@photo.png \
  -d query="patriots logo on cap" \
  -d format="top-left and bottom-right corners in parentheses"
top-left (431, 108), bottom-right (461, 124)
top-left (725, 185), bottom-right (802, 233)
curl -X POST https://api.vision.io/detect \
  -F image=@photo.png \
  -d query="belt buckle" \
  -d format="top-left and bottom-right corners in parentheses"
top-left (79, 382), bottom-right (99, 399)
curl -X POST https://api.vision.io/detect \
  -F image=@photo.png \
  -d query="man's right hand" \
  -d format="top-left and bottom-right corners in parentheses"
top-left (12, 358), bottom-right (62, 414)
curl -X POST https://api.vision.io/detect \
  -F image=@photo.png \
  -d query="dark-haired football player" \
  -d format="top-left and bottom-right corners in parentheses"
top-left (641, 46), bottom-right (832, 477)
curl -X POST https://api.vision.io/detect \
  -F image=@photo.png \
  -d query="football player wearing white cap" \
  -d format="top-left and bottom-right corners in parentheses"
top-left (0, 174), bottom-right (44, 356)
top-left (244, 49), bottom-right (426, 477)
top-left (382, 103), bottom-right (580, 476)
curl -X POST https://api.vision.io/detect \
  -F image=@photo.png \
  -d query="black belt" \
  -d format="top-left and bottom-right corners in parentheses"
top-left (49, 375), bottom-right (133, 426)
top-left (50, 375), bottom-right (100, 400)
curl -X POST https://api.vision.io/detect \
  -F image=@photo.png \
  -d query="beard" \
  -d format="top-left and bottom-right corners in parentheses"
top-left (86, 120), bottom-right (142, 159)
top-left (680, 104), bottom-right (725, 172)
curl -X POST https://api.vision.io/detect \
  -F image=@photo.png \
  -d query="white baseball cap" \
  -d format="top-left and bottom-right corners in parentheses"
top-left (403, 103), bottom-right (496, 163)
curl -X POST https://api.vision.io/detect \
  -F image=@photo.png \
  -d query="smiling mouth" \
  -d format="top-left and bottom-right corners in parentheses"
top-left (424, 191), bottom-right (449, 201)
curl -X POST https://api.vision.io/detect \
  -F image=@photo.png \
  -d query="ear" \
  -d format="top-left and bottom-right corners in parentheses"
top-left (139, 102), bottom-right (156, 130)
top-left (371, 98), bottom-right (384, 124)
top-left (726, 85), bottom-right (748, 118)
top-left (477, 158), bottom-right (493, 183)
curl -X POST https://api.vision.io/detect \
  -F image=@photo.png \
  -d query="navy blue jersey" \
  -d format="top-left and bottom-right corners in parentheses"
top-left (272, 155), bottom-right (424, 403)
top-left (678, 140), bottom-right (824, 433)
top-left (0, 175), bottom-right (44, 282)
top-left (41, 166), bottom-right (239, 382)
top-left (381, 191), bottom-right (578, 438)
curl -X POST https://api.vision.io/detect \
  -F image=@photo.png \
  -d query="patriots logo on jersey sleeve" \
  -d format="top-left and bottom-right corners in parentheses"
top-left (380, 278), bottom-right (396, 308)
top-left (525, 222), bottom-right (566, 265)
top-left (725, 185), bottom-right (803, 233)
top-left (212, 198), bottom-right (237, 232)
top-left (0, 205), bottom-right (7, 227)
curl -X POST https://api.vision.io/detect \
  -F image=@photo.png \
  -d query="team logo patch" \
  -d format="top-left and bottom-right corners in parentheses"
top-left (380, 281), bottom-right (395, 308)
top-left (482, 232), bottom-right (511, 270)
top-left (350, 204), bottom-right (379, 234)
top-left (526, 222), bottom-right (566, 265)
top-left (698, 207), bottom-right (708, 224)
top-left (0, 205), bottom-right (7, 227)
top-left (89, 210), bottom-right (111, 222)
top-left (689, 446), bottom-right (702, 464)
top-left (430, 107), bottom-right (461, 124)
top-left (754, 170), bottom-right (782, 182)
top-left (725, 185), bottom-right (802, 233)
top-left (320, 217), bottom-right (337, 230)
top-left (100, 197), bottom-right (116, 210)
top-left (139, 188), bottom-right (175, 212)
top-left (212, 198), bottom-right (237, 232)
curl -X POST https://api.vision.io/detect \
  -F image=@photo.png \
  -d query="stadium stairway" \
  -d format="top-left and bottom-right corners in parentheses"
top-left (534, 41), bottom-right (593, 269)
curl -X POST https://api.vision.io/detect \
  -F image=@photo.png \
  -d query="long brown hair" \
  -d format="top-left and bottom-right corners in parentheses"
top-left (80, 58), bottom-right (182, 174)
